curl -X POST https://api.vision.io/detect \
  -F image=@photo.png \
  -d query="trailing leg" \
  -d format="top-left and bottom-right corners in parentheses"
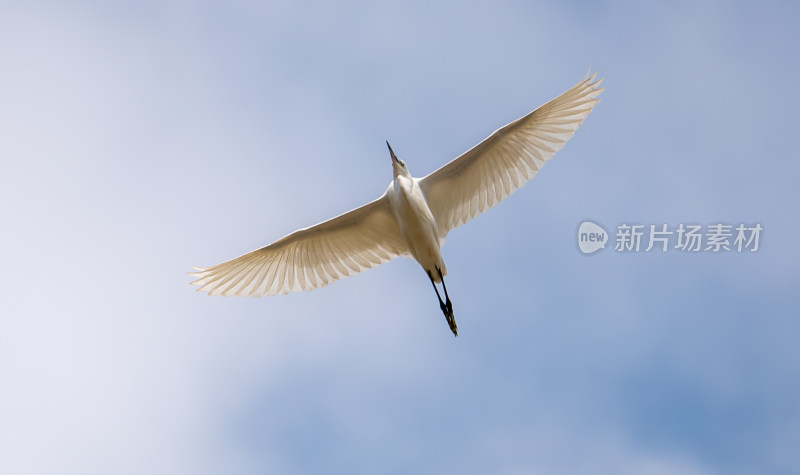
top-left (427, 269), bottom-right (458, 337)
top-left (437, 267), bottom-right (453, 317)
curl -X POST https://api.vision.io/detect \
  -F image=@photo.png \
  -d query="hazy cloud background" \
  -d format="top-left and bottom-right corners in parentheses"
top-left (1, 1), bottom-right (798, 474)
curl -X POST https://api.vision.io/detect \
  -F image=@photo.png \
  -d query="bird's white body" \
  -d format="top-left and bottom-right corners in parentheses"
top-left (191, 71), bottom-right (604, 335)
top-left (388, 173), bottom-right (446, 283)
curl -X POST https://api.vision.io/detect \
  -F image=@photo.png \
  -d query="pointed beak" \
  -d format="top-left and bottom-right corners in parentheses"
top-left (386, 141), bottom-right (398, 164)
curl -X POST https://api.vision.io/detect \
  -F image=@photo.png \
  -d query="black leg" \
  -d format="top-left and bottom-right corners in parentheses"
top-left (427, 270), bottom-right (447, 312)
top-left (437, 267), bottom-right (453, 316)
top-left (428, 269), bottom-right (458, 337)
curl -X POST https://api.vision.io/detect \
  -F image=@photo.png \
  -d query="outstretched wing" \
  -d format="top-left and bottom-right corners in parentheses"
top-left (190, 196), bottom-right (408, 297)
top-left (420, 71), bottom-right (604, 237)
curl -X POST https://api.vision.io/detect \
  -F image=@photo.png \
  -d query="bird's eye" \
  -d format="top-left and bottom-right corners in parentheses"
top-left (401, 161), bottom-right (406, 167)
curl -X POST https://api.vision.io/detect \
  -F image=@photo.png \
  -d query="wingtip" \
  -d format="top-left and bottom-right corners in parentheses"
top-left (188, 266), bottom-right (208, 278)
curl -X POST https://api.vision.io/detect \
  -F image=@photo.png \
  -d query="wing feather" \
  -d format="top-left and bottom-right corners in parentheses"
top-left (292, 244), bottom-right (305, 291)
top-left (318, 237), bottom-right (339, 281)
top-left (308, 240), bottom-right (327, 286)
top-left (420, 71), bottom-right (604, 237)
top-left (303, 242), bottom-right (318, 289)
top-left (191, 195), bottom-right (408, 297)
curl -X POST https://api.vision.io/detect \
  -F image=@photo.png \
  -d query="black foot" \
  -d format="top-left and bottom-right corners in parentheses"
top-left (442, 301), bottom-right (457, 337)
top-left (447, 315), bottom-right (458, 337)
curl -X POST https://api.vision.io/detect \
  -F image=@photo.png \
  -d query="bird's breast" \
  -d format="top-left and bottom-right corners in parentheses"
top-left (389, 177), bottom-right (445, 276)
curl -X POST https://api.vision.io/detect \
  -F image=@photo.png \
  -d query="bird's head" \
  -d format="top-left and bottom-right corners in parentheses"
top-left (387, 141), bottom-right (410, 178)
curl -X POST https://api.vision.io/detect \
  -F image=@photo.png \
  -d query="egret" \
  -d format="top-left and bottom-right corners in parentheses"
top-left (191, 71), bottom-right (604, 336)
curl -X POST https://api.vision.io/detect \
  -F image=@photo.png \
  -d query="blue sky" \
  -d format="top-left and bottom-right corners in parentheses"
top-left (1, 1), bottom-right (799, 474)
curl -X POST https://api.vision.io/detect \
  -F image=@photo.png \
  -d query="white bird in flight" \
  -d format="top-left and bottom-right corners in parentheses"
top-left (191, 71), bottom-right (604, 336)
